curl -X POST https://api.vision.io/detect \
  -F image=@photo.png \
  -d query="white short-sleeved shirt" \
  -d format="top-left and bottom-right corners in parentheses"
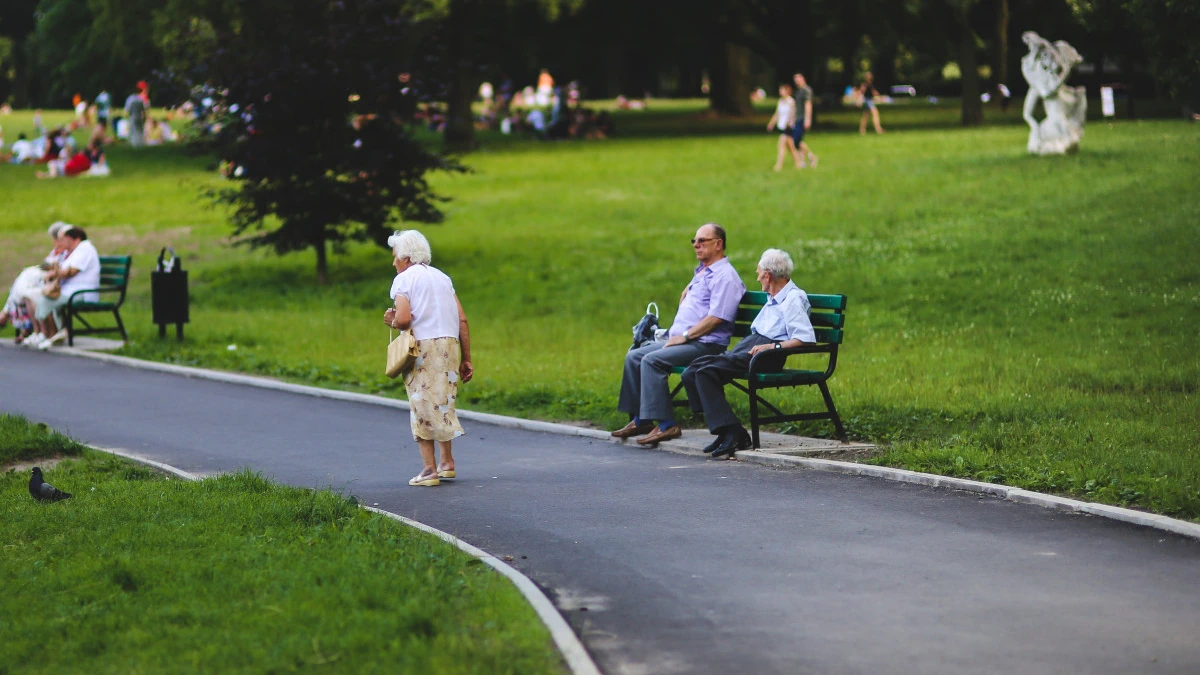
top-left (389, 264), bottom-right (460, 341)
top-left (775, 97), bottom-right (795, 130)
top-left (750, 280), bottom-right (816, 343)
top-left (59, 240), bottom-right (101, 303)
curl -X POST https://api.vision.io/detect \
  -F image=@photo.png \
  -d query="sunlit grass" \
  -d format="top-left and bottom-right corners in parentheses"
top-left (0, 415), bottom-right (563, 673)
top-left (2, 105), bottom-right (1198, 518)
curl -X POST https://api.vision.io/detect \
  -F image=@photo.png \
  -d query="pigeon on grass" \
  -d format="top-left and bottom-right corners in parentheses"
top-left (29, 467), bottom-right (73, 502)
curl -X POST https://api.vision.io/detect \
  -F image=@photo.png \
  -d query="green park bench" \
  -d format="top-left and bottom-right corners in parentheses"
top-left (669, 291), bottom-right (848, 448)
top-left (64, 255), bottom-right (131, 346)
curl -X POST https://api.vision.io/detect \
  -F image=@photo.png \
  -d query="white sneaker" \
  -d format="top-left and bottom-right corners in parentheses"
top-left (23, 332), bottom-right (45, 348)
top-left (38, 328), bottom-right (69, 350)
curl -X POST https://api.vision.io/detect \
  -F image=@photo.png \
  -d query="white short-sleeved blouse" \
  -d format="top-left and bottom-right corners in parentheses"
top-left (389, 264), bottom-right (460, 341)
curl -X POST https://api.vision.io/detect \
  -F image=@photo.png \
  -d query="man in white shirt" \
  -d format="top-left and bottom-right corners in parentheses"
top-left (680, 248), bottom-right (816, 458)
top-left (7, 133), bottom-right (36, 164)
top-left (28, 227), bottom-right (101, 349)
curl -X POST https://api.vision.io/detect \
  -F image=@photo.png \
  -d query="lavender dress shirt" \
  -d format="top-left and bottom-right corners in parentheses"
top-left (667, 257), bottom-right (746, 346)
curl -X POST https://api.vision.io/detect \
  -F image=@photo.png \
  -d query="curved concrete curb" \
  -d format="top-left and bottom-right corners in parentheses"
top-left (739, 451), bottom-right (1200, 540)
top-left (50, 346), bottom-right (1200, 541)
top-left (94, 445), bottom-right (601, 675)
top-left (363, 507), bottom-right (601, 675)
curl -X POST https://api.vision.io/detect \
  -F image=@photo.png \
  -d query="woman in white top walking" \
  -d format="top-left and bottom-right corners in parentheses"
top-left (383, 230), bottom-right (474, 487)
top-left (766, 83), bottom-right (803, 171)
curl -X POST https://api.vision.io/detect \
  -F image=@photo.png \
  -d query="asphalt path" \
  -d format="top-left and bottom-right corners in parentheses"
top-left (3, 346), bottom-right (1200, 675)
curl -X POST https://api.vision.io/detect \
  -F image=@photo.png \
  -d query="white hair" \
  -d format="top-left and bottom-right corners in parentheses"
top-left (757, 248), bottom-right (794, 280)
top-left (48, 221), bottom-right (71, 238)
top-left (387, 229), bottom-right (432, 265)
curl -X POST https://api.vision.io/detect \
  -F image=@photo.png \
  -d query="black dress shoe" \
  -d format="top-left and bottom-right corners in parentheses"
top-left (710, 436), bottom-right (739, 459)
top-left (702, 434), bottom-right (726, 454)
top-left (734, 426), bottom-right (753, 450)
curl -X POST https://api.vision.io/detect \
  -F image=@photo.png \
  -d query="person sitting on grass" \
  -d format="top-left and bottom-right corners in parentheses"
top-left (611, 222), bottom-right (746, 447)
top-left (36, 140), bottom-right (102, 179)
top-left (680, 248), bottom-right (816, 459)
top-left (25, 226), bottom-right (101, 350)
top-left (0, 222), bottom-right (71, 343)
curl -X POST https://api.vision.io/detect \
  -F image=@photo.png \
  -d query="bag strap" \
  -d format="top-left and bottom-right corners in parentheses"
top-left (646, 302), bottom-right (658, 318)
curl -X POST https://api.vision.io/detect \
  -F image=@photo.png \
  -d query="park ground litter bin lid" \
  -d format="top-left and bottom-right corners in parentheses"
top-left (151, 247), bottom-right (189, 339)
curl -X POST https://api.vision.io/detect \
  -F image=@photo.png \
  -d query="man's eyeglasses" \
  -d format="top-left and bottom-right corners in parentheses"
top-left (691, 237), bottom-right (717, 245)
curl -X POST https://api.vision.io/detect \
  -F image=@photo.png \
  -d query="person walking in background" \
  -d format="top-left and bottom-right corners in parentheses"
top-left (95, 90), bottom-right (111, 125)
top-left (792, 73), bottom-right (818, 167)
top-left (859, 71), bottom-right (885, 135)
top-left (611, 223), bottom-right (746, 446)
top-left (680, 248), bottom-right (815, 459)
top-left (383, 230), bottom-right (474, 487)
top-left (766, 83), bottom-right (802, 171)
top-left (124, 86), bottom-right (147, 147)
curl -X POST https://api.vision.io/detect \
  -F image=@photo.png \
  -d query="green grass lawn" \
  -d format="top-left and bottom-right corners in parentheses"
top-left (0, 415), bottom-right (563, 673)
top-left (2, 103), bottom-right (1198, 520)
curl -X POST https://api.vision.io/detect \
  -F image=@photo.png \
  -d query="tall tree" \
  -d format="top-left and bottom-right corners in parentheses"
top-left (188, 0), bottom-right (464, 284)
top-left (0, 0), bottom-right (39, 106)
top-left (947, 0), bottom-right (983, 125)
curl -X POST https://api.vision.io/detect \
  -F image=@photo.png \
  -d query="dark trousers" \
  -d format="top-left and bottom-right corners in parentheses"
top-left (680, 333), bottom-right (784, 433)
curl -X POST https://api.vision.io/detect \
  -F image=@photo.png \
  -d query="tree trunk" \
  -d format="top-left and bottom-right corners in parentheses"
top-left (956, 5), bottom-right (984, 126)
top-left (442, 0), bottom-right (477, 153)
top-left (315, 236), bottom-right (328, 286)
top-left (11, 39), bottom-right (31, 108)
top-left (993, 0), bottom-right (1009, 110)
top-left (708, 41), bottom-right (752, 116)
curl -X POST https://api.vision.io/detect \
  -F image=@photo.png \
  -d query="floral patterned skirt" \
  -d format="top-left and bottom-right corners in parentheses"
top-left (403, 336), bottom-right (465, 442)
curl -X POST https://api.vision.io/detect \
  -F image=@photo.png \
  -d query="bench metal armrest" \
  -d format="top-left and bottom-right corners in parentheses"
top-left (748, 343), bottom-right (836, 378)
top-left (67, 285), bottom-right (125, 307)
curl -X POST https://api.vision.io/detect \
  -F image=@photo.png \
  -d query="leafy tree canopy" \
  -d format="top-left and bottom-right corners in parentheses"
top-left (184, 0), bottom-right (465, 283)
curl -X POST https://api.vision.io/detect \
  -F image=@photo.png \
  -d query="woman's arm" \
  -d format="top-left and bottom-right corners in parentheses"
top-left (456, 296), bottom-right (473, 382)
top-left (388, 295), bottom-right (413, 329)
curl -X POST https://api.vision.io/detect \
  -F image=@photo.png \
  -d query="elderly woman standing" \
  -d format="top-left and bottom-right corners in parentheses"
top-left (383, 230), bottom-right (474, 487)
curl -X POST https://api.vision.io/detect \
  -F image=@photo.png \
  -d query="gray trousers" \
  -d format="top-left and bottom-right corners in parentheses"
top-left (618, 340), bottom-right (725, 422)
top-left (681, 333), bottom-right (784, 433)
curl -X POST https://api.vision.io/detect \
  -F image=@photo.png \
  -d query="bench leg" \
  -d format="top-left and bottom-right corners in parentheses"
top-left (65, 309), bottom-right (74, 347)
top-left (748, 383), bottom-right (761, 449)
top-left (113, 309), bottom-right (127, 342)
top-left (818, 381), bottom-right (847, 442)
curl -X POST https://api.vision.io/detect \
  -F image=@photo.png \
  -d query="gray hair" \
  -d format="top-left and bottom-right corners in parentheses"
top-left (387, 229), bottom-right (432, 265)
top-left (757, 248), bottom-right (794, 280)
top-left (48, 221), bottom-right (71, 238)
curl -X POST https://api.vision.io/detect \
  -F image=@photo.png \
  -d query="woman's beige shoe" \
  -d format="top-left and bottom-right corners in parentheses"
top-left (437, 465), bottom-right (456, 479)
top-left (408, 471), bottom-right (440, 487)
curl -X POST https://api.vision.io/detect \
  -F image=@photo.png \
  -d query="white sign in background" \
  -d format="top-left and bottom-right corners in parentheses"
top-left (1101, 86), bottom-right (1116, 117)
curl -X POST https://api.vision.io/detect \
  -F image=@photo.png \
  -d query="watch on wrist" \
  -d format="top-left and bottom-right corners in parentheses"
top-left (774, 342), bottom-right (782, 349)
top-left (683, 330), bottom-right (691, 342)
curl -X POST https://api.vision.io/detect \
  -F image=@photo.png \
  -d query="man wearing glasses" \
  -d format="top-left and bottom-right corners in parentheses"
top-left (612, 223), bottom-right (746, 446)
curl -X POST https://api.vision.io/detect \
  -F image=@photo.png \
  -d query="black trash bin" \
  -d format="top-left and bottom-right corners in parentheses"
top-left (151, 247), bottom-right (189, 340)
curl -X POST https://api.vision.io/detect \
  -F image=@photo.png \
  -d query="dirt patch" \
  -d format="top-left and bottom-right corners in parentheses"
top-left (3, 456), bottom-right (67, 473)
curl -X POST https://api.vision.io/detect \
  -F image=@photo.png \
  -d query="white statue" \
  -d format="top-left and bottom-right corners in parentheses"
top-left (1021, 31), bottom-right (1087, 155)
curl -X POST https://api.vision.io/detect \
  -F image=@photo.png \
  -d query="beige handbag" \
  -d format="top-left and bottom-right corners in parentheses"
top-left (386, 328), bottom-right (419, 379)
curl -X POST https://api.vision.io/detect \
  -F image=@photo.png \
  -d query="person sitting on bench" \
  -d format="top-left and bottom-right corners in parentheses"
top-left (681, 248), bottom-right (815, 458)
top-left (611, 222), bottom-right (746, 447)
top-left (28, 226), bottom-right (100, 350)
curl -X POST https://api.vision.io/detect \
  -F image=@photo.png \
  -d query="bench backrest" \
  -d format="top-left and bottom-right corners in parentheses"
top-left (733, 290), bottom-right (846, 345)
top-left (99, 256), bottom-right (132, 288)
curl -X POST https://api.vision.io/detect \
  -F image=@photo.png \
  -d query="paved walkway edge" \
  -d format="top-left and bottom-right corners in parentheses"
top-left (45, 346), bottom-right (1200, 541)
top-left (94, 445), bottom-right (601, 675)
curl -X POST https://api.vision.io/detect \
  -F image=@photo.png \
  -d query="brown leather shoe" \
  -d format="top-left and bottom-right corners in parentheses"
top-left (636, 424), bottom-right (682, 446)
top-left (612, 420), bottom-right (655, 439)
